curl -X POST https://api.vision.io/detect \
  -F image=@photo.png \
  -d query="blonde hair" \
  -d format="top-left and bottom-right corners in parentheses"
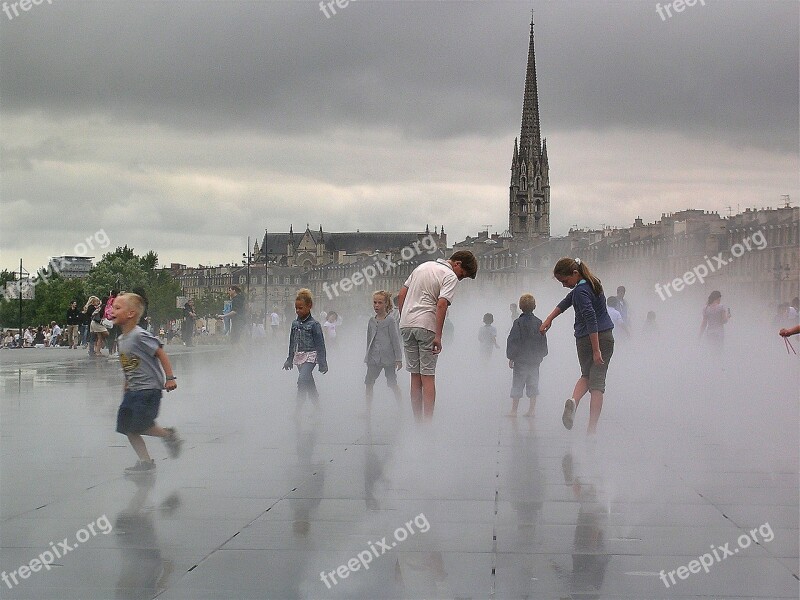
top-left (118, 293), bottom-right (145, 320)
top-left (553, 257), bottom-right (603, 296)
top-left (295, 288), bottom-right (313, 306)
top-left (84, 296), bottom-right (100, 311)
top-left (518, 293), bottom-right (536, 313)
top-left (372, 290), bottom-right (392, 311)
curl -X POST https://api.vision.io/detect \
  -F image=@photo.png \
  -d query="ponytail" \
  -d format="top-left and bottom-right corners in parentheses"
top-left (553, 257), bottom-right (603, 296)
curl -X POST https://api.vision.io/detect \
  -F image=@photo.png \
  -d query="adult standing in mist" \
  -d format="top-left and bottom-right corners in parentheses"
top-left (698, 291), bottom-right (730, 353)
top-left (616, 286), bottom-right (630, 324)
top-left (182, 299), bottom-right (198, 346)
top-left (397, 250), bottom-right (477, 423)
top-left (540, 258), bottom-right (615, 435)
top-left (217, 286), bottom-right (246, 344)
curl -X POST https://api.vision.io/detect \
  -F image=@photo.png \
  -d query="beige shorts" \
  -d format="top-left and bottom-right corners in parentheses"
top-left (401, 327), bottom-right (437, 376)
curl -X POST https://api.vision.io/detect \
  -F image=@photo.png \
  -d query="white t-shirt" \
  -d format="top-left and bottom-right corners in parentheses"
top-left (399, 259), bottom-right (458, 332)
top-left (607, 306), bottom-right (624, 328)
top-left (51, 325), bottom-right (62, 336)
top-left (270, 312), bottom-right (280, 326)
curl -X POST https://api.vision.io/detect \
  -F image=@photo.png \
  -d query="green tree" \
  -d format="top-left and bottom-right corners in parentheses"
top-left (194, 289), bottom-right (228, 319)
top-left (83, 257), bottom-right (148, 297)
top-left (145, 269), bottom-right (182, 328)
top-left (0, 272), bottom-right (84, 329)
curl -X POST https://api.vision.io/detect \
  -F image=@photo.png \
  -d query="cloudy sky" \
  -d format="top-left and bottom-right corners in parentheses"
top-left (1, 0), bottom-right (798, 272)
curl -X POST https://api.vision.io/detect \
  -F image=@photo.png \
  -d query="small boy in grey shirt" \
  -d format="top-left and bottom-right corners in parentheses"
top-left (112, 293), bottom-right (183, 474)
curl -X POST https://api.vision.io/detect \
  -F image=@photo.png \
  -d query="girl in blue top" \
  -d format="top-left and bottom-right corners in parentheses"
top-left (540, 257), bottom-right (614, 434)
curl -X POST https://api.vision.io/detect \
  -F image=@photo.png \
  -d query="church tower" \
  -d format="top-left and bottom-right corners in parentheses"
top-left (509, 17), bottom-right (550, 242)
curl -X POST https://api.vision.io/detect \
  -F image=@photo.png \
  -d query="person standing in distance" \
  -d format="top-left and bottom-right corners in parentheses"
top-left (217, 286), bottom-right (246, 344)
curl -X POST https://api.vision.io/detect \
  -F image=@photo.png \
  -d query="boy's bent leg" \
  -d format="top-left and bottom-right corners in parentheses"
top-left (141, 424), bottom-right (171, 438)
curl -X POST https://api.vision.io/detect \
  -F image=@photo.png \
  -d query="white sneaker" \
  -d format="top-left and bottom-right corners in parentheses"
top-left (562, 398), bottom-right (576, 430)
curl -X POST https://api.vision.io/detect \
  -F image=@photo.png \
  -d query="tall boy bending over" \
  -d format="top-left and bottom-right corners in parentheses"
top-left (397, 250), bottom-right (477, 422)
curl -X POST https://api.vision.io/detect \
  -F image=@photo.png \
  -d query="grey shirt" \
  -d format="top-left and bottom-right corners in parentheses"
top-left (365, 314), bottom-right (403, 366)
top-left (118, 326), bottom-right (165, 391)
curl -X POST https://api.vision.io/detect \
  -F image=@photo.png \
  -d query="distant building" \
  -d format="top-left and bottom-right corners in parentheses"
top-left (456, 206), bottom-right (799, 305)
top-left (50, 256), bottom-right (93, 279)
top-left (167, 224), bottom-right (449, 319)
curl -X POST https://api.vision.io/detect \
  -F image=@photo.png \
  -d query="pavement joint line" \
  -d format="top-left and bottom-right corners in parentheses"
top-left (165, 425), bottom-right (360, 588)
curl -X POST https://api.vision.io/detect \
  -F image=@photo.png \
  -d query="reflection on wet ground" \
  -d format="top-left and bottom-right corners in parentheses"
top-left (1, 347), bottom-right (797, 598)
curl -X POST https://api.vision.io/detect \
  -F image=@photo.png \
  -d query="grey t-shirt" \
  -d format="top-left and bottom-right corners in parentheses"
top-left (118, 326), bottom-right (164, 390)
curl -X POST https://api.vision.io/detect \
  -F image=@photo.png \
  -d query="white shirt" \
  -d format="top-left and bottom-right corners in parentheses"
top-left (607, 306), bottom-right (624, 328)
top-left (399, 259), bottom-right (458, 332)
top-left (270, 312), bottom-right (280, 326)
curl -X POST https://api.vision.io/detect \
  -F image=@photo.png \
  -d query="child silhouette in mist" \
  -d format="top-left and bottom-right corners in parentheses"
top-left (506, 294), bottom-right (548, 417)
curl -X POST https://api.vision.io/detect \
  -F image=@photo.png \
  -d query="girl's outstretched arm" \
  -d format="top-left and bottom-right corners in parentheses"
top-left (540, 307), bottom-right (562, 333)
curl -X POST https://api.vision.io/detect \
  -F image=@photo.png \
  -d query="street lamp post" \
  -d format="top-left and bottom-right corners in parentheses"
top-left (263, 229), bottom-right (269, 328)
top-left (242, 235), bottom-right (252, 299)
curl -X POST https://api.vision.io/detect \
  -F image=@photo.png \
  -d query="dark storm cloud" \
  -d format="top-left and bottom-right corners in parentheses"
top-left (1, 0), bottom-right (796, 150)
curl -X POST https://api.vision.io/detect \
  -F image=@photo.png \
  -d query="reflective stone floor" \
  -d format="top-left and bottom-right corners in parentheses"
top-left (1, 341), bottom-right (797, 599)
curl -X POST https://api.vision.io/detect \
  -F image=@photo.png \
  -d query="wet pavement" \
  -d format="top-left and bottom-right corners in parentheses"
top-left (1, 341), bottom-right (798, 599)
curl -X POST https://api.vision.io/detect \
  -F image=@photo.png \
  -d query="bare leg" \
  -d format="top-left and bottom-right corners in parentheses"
top-left (572, 377), bottom-right (590, 409)
top-left (389, 383), bottom-right (403, 406)
top-left (508, 398), bottom-right (520, 416)
top-left (141, 424), bottom-right (172, 438)
top-left (525, 395), bottom-right (537, 417)
top-left (587, 389), bottom-right (604, 434)
top-left (410, 374), bottom-right (423, 422)
top-left (365, 383), bottom-right (374, 416)
top-left (127, 433), bottom-right (151, 461)
top-left (421, 374), bottom-right (436, 422)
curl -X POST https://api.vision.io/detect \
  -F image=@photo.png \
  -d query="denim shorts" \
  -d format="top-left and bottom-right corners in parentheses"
top-left (116, 389), bottom-right (162, 434)
top-left (510, 363), bottom-right (540, 398)
top-left (400, 327), bottom-right (437, 376)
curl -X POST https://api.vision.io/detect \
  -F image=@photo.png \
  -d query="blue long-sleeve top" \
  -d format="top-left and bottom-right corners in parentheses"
top-left (556, 281), bottom-right (614, 339)
top-left (287, 313), bottom-right (327, 369)
top-left (506, 312), bottom-right (549, 366)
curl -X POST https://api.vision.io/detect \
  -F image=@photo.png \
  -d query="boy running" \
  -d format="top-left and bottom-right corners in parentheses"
top-left (112, 293), bottom-right (183, 474)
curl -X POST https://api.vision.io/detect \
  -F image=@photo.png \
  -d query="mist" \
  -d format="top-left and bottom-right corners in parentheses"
top-left (1, 264), bottom-right (796, 598)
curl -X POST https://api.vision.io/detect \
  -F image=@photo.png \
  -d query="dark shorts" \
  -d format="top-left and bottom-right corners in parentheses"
top-left (365, 364), bottom-right (398, 386)
top-left (576, 329), bottom-right (614, 393)
top-left (116, 389), bottom-right (162, 434)
top-left (510, 362), bottom-right (540, 398)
